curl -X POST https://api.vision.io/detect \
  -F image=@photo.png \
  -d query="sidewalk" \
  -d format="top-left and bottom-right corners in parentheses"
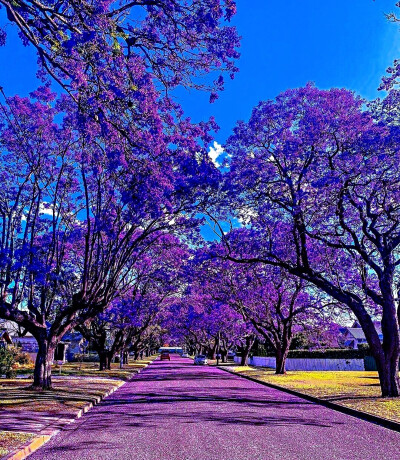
top-left (26, 355), bottom-right (400, 460)
top-left (0, 358), bottom-right (156, 459)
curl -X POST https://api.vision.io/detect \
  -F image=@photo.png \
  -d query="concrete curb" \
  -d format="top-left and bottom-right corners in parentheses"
top-left (3, 362), bottom-right (152, 460)
top-left (218, 366), bottom-right (400, 433)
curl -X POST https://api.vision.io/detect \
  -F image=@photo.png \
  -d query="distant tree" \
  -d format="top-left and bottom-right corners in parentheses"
top-left (78, 236), bottom-right (187, 369)
top-left (197, 255), bottom-right (326, 373)
top-left (290, 321), bottom-right (344, 350)
top-left (168, 289), bottom-right (252, 361)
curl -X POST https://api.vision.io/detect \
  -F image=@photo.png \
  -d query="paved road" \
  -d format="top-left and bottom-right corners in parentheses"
top-left (30, 356), bottom-right (400, 460)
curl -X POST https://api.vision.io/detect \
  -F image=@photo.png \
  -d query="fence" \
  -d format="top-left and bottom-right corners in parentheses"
top-left (235, 355), bottom-right (366, 371)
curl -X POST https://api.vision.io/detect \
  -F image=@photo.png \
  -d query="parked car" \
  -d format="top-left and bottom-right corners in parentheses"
top-left (181, 352), bottom-right (189, 358)
top-left (227, 351), bottom-right (236, 362)
top-left (194, 355), bottom-right (208, 365)
top-left (160, 352), bottom-right (170, 361)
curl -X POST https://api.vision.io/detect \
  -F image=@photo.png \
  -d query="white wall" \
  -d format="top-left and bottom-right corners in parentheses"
top-left (234, 355), bottom-right (365, 371)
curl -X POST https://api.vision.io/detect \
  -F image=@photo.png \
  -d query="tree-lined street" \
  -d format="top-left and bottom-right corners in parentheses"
top-left (29, 356), bottom-right (400, 460)
top-left (1, 2), bottom-right (400, 458)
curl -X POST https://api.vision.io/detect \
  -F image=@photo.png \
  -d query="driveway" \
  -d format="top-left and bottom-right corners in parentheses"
top-left (29, 355), bottom-right (400, 460)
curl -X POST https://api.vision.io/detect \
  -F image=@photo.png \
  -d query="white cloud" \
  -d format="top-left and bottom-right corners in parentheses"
top-left (208, 141), bottom-right (224, 167)
top-left (237, 206), bottom-right (258, 227)
top-left (39, 202), bottom-right (54, 217)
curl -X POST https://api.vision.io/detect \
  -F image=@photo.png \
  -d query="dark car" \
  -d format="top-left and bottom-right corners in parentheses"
top-left (160, 352), bottom-right (170, 361)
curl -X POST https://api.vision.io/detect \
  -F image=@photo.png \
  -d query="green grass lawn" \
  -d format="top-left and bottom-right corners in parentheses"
top-left (229, 366), bottom-right (400, 423)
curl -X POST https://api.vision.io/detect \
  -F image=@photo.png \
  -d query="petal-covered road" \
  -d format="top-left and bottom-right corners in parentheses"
top-left (29, 355), bottom-right (400, 460)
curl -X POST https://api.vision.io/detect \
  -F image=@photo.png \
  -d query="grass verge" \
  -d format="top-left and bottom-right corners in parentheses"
top-left (228, 366), bottom-right (400, 423)
top-left (0, 356), bottom-right (156, 459)
top-left (0, 356), bottom-right (157, 414)
top-left (0, 431), bottom-right (36, 457)
top-left (52, 358), bottom-right (155, 381)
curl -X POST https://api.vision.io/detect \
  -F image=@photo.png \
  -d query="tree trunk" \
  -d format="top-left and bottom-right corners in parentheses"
top-left (33, 339), bottom-right (55, 390)
top-left (371, 342), bottom-right (400, 397)
top-left (99, 351), bottom-right (107, 371)
top-left (106, 352), bottom-right (112, 369)
top-left (376, 274), bottom-right (400, 396)
top-left (353, 291), bottom-right (400, 397)
top-left (376, 355), bottom-right (400, 397)
top-left (210, 341), bottom-right (218, 360)
top-left (275, 346), bottom-right (289, 375)
top-left (240, 336), bottom-right (255, 366)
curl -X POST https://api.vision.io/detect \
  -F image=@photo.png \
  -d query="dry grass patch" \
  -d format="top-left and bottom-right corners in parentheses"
top-left (0, 356), bottom-right (156, 458)
top-left (0, 356), bottom-right (156, 415)
top-left (16, 355), bottom-right (157, 380)
top-left (54, 360), bottom-right (148, 381)
top-left (0, 376), bottom-right (123, 414)
top-left (229, 367), bottom-right (400, 423)
top-left (0, 431), bottom-right (36, 457)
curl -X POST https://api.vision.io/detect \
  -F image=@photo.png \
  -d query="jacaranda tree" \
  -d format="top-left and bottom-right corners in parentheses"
top-left (77, 234), bottom-right (187, 369)
top-left (0, 0), bottom-right (239, 389)
top-left (0, 0), bottom-right (240, 137)
top-left (221, 84), bottom-right (400, 396)
top-left (0, 85), bottom-right (220, 389)
top-left (198, 256), bottom-right (325, 373)
top-left (172, 253), bottom-right (257, 361)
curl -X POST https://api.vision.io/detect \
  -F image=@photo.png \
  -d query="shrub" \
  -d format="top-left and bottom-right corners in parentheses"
top-left (13, 348), bottom-right (32, 365)
top-left (0, 346), bottom-right (34, 377)
top-left (251, 344), bottom-right (271, 357)
top-left (0, 347), bottom-right (15, 377)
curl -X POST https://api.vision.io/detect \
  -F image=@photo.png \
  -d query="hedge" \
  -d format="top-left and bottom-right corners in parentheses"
top-left (69, 353), bottom-right (100, 362)
top-left (286, 348), bottom-right (371, 359)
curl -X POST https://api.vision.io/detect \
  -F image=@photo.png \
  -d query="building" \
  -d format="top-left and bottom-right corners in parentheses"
top-left (340, 321), bottom-right (382, 349)
top-left (0, 321), bottom-right (84, 363)
top-left (0, 329), bottom-right (12, 348)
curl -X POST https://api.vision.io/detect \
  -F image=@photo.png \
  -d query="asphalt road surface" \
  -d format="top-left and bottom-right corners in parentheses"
top-left (29, 355), bottom-right (400, 460)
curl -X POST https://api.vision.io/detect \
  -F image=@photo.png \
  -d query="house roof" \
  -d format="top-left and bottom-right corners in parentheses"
top-left (0, 329), bottom-right (13, 344)
top-left (345, 328), bottom-right (367, 340)
top-left (0, 320), bottom-right (39, 338)
top-left (342, 321), bottom-right (382, 340)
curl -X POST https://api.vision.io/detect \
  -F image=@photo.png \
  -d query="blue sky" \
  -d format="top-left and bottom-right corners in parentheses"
top-left (177, 0), bottom-right (400, 144)
top-left (0, 0), bottom-right (398, 145)
top-left (0, 1), bottom-right (398, 242)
